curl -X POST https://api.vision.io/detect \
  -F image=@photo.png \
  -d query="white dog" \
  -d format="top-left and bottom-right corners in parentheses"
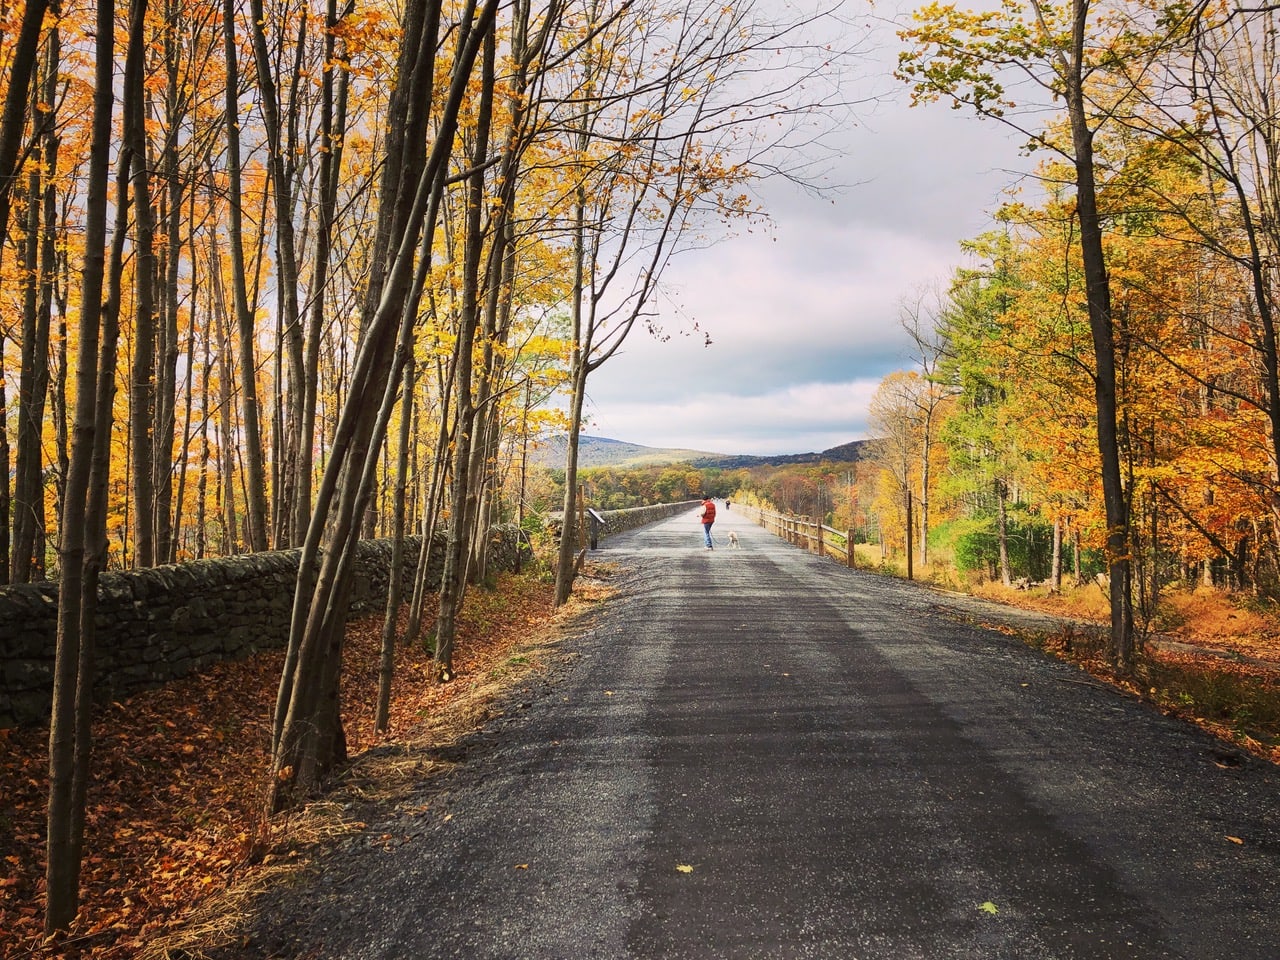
top-left (727, 530), bottom-right (740, 548)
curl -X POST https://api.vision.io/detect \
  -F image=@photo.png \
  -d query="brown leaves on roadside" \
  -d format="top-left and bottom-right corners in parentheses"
top-left (0, 572), bottom-right (557, 958)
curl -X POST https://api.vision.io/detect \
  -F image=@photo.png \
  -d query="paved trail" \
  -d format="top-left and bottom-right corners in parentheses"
top-left (226, 507), bottom-right (1280, 959)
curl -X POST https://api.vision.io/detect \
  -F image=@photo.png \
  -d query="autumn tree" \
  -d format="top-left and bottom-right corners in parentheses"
top-left (869, 371), bottom-right (929, 579)
top-left (45, 0), bottom-right (120, 931)
top-left (934, 228), bottom-right (1058, 586)
top-left (1099, 2), bottom-right (1280, 586)
top-left (269, 0), bottom-right (501, 809)
top-left (430, 0), bottom-right (570, 679)
top-left (899, 284), bottom-right (957, 568)
top-left (899, 0), bottom-right (1142, 668)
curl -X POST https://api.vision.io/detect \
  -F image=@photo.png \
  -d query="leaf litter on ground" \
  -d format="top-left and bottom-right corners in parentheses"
top-left (0, 569), bottom-right (603, 959)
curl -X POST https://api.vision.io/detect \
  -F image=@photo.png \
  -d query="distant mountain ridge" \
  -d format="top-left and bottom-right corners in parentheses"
top-left (530, 435), bottom-right (869, 470)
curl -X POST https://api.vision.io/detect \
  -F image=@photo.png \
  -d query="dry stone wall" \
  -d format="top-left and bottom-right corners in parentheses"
top-left (555, 500), bottom-right (701, 545)
top-left (0, 529), bottom-right (521, 729)
top-left (597, 501), bottom-right (702, 538)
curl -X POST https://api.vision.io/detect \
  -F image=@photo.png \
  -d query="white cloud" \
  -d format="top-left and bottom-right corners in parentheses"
top-left (565, 0), bottom-right (1036, 457)
top-left (584, 379), bottom-right (883, 456)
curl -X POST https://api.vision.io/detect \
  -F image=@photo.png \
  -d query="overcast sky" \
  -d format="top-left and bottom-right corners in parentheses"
top-left (574, 0), bottom-right (1034, 457)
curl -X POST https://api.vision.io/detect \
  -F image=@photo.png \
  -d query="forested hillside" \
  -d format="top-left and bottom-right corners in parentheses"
top-left (520, 436), bottom-right (869, 513)
top-left (528, 435), bottom-right (723, 470)
top-left (529, 434), bottom-right (871, 471)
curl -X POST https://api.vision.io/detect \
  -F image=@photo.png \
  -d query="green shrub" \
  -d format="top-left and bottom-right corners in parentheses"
top-left (936, 513), bottom-right (1056, 581)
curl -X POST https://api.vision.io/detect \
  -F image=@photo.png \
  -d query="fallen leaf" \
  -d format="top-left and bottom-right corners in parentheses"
top-left (980, 902), bottom-right (999, 915)
top-left (514, 863), bottom-right (529, 869)
top-left (676, 864), bottom-right (694, 873)
top-left (1227, 835), bottom-right (1244, 845)
top-left (0, 574), bottom-right (562, 954)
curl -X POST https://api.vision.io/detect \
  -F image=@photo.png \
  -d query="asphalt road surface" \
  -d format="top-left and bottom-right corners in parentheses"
top-left (224, 507), bottom-right (1280, 959)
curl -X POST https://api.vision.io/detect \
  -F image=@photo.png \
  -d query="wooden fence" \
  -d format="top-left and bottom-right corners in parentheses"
top-left (736, 503), bottom-right (857, 568)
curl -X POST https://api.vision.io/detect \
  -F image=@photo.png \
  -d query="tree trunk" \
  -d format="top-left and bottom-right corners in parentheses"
top-left (46, 0), bottom-right (116, 929)
top-left (1051, 516), bottom-right (1062, 592)
top-left (12, 73), bottom-right (51, 582)
top-left (0, 331), bottom-right (8, 584)
top-left (294, 2), bottom-right (350, 546)
top-left (209, 240), bottom-right (239, 553)
top-left (52, 256), bottom-right (70, 549)
top-left (918, 442), bottom-right (930, 569)
top-left (904, 480), bottom-right (914, 581)
top-left (554, 354), bottom-right (588, 606)
top-left (554, 177), bottom-right (590, 608)
top-left (155, 1), bottom-right (189, 564)
top-left (172, 294), bottom-right (197, 561)
top-left (247, 0), bottom-right (306, 549)
top-left (1061, 0), bottom-right (1133, 670)
top-left (434, 22), bottom-right (496, 679)
top-left (126, 0), bottom-right (158, 569)
top-left (196, 304), bottom-right (212, 560)
top-left (222, 0), bottom-right (270, 552)
top-left (406, 370), bottom-right (453, 643)
top-left (996, 478), bottom-right (1011, 587)
top-left (376, 358), bottom-right (415, 733)
top-left (0, 0), bottom-right (50, 251)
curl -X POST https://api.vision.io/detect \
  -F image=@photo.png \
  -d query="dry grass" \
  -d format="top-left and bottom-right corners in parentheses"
top-left (1155, 588), bottom-right (1280, 658)
top-left (971, 579), bottom-right (1280, 665)
top-left (971, 579), bottom-right (1112, 621)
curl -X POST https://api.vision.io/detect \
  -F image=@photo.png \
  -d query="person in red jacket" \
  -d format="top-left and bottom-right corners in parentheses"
top-left (698, 497), bottom-right (716, 549)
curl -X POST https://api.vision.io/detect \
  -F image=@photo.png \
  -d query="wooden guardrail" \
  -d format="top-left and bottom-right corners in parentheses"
top-left (736, 503), bottom-right (857, 568)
